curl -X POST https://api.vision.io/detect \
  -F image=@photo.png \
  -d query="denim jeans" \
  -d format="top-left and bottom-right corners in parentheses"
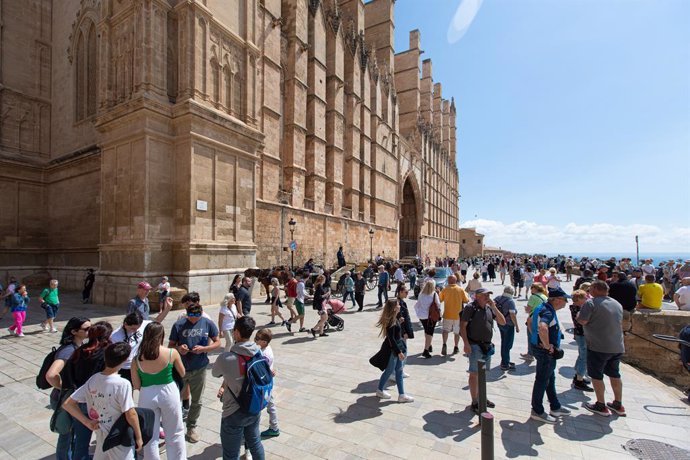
top-left (220, 410), bottom-right (265, 460)
top-left (377, 285), bottom-right (388, 305)
top-left (56, 429), bottom-right (73, 460)
top-left (531, 348), bottom-right (561, 415)
top-left (73, 403), bottom-right (94, 460)
top-left (342, 291), bottom-right (355, 306)
top-left (574, 334), bottom-right (588, 378)
top-left (498, 324), bottom-right (515, 367)
top-left (409, 276), bottom-right (416, 293)
top-left (378, 353), bottom-right (404, 394)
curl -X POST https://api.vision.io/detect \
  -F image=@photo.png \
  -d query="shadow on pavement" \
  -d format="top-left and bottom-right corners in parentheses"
top-left (350, 379), bottom-right (380, 394)
top-left (281, 336), bottom-right (316, 345)
top-left (500, 419), bottom-right (542, 458)
top-left (332, 395), bottom-right (395, 423)
top-left (422, 409), bottom-right (479, 443)
top-left (188, 443), bottom-right (223, 459)
top-left (642, 404), bottom-right (690, 416)
top-left (553, 413), bottom-right (612, 441)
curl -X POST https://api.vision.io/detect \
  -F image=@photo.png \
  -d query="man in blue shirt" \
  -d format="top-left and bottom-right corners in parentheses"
top-left (169, 299), bottom-right (221, 443)
top-left (376, 265), bottom-right (390, 308)
top-left (530, 287), bottom-right (572, 424)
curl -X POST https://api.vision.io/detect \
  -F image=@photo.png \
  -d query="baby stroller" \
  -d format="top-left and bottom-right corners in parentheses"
top-left (323, 298), bottom-right (346, 332)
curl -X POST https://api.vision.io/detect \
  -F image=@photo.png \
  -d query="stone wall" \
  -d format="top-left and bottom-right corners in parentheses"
top-left (623, 310), bottom-right (690, 387)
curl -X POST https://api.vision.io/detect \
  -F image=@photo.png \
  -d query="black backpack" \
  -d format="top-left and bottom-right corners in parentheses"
top-left (36, 345), bottom-right (63, 389)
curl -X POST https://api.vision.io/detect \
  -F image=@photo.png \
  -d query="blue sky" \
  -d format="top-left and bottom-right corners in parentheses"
top-left (393, 0), bottom-right (690, 253)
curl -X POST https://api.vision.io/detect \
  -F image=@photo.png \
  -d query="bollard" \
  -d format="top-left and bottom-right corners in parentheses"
top-left (481, 411), bottom-right (494, 460)
top-left (478, 359), bottom-right (487, 416)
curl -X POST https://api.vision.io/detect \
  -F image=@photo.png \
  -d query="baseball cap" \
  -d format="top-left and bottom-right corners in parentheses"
top-left (548, 287), bottom-right (571, 299)
top-left (137, 281), bottom-right (152, 290)
top-left (475, 287), bottom-right (493, 295)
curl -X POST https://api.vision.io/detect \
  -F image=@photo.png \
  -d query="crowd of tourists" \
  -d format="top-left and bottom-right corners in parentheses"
top-left (1, 252), bottom-right (689, 458)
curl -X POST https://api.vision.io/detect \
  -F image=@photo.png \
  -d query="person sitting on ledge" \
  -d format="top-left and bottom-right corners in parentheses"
top-left (636, 274), bottom-right (663, 311)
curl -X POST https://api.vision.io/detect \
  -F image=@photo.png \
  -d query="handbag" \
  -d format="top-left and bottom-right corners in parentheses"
top-left (49, 388), bottom-right (74, 435)
top-left (428, 293), bottom-right (441, 323)
top-left (369, 339), bottom-right (392, 371)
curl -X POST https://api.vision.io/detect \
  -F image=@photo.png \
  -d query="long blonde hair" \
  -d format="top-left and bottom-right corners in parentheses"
top-left (376, 299), bottom-right (399, 337)
top-left (421, 279), bottom-right (436, 296)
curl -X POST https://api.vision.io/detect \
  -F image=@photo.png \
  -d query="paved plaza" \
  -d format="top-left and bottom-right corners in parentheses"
top-left (0, 272), bottom-right (689, 459)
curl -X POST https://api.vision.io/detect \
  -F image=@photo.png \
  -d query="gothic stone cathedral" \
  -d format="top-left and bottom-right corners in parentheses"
top-left (0, 0), bottom-right (460, 306)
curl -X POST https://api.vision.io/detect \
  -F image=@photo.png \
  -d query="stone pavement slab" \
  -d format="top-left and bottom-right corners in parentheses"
top-left (0, 271), bottom-right (688, 459)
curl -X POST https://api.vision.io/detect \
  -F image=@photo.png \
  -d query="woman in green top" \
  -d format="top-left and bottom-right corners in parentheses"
top-left (131, 322), bottom-right (187, 460)
top-left (39, 279), bottom-right (60, 333)
top-left (520, 283), bottom-right (548, 362)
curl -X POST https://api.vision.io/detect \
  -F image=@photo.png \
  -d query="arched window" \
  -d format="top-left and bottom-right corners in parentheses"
top-left (75, 20), bottom-right (97, 121)
top-left (224, 66), bottom-right (232, 109)
top-left (232, 72), bottom-right (242, 117)
top-left (210, 58), bottom-right (220, 105)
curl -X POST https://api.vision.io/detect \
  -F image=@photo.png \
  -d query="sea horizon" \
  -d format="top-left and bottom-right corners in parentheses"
top-left (543, 252), bottom-right (690, 263)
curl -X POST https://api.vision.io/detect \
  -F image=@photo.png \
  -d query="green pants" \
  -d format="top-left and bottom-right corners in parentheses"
top-left (183, 367), bottom-right (207, 429)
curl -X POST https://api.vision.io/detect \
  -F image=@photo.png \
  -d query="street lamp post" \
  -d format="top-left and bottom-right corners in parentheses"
top-left (369, 228), bottom-right (375, 263)
top-left (289, 218), bottom-right (297, 271)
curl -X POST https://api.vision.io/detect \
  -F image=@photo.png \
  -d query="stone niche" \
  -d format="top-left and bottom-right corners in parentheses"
top-left (623, 310), bottom-right (690, 387)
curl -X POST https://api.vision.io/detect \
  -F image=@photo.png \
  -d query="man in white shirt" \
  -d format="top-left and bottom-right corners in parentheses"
top-left (674, 278), bottom-right (690, 311)
top-left (641, 259), bottom-right (655, 279)
top-left (394, 264), bottom-right (405, 294)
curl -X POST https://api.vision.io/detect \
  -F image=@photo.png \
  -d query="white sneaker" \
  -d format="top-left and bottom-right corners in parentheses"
top-left (376, 390), bottom-right (391, 399)
top-left (403, 372), bottom-right (410, 378)
top-left (7, 328), bottom-right (14, 336)
top-left (398, 394), bottom-right (414, 403)
top-left (40, 322), bottom-right (48, 331)
top-left (241, 451), bottom-right (253, 460)
top-left (16, 333), bottom-right (25, 337)
top-left (50, 327), bottom-right (58, 333)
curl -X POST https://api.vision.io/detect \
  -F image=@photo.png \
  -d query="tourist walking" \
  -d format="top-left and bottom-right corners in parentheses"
top-left (397, 286), bottom-right (413, 378)
top-left (523, 267), bottom-right (535, 299)
top-left (268, 278), bottom-right (289, 330)
top-left (342, 271), bottom-right (356, 308)
top-left (466, 272), bottom-right (483, 299)
top-left (63, 342), bottom-right (143, 460)
top-left (46, 317), bottom-right (91, 460)
top-left (294, 272), bottom-right (307, 330)
top-left (82, 269), bottom-right (95, 304)
top-left (529, 287), bottom-right (571, 423)
top-left (408, 266), bottom-right (418, 293)
top-left (218, 293), bottom-right (238, 351)
top-left (499, 260), bottom-right (508, 285)
top-left (0, 276), bottom-right (18, 320)
top-left (309, 275), bottom-right (329, 337)
top-left (212, 316), bottom-right (266, 460)
top-left (236, 277), bottom-right (253, 316)
top-left (284, 272), bottom-right (299, 324)
top-left (354, 271), bottom-right (366, 312)
top-left (7, 284), bottom-right (29, 337)
top-left (255, 328), bottom-right (281, 439)
top-left (168, 300), bottom-right (221, 443)
top-left (229, 275), bottom-right (242, 297)
top-left (460, 288), bottom-right (506, 414)
top-left (337, 246), bottom-right (346, 268)
top-left (39, 279), bottom-right (60, 333)
top-left (60, 321), bottom-right (114, 459)
top-left (570, 290), bottom-right (593, 391)
top-left (495, 286), bottom-right (519, 371)
top-left (439, 275), bottom-right (469, 356)
top-left (487, 261), bottom-right (496, 282)
top-left (578, 280), bottom-right (626, 417)
top-left (415, 279), bottom-right (441, 359)
top-left (131, 322), bottom-right (187, 460)
top-left (376, 265), bottom-right (391, 308)
top-left (375, 299), bottom-right (414, 403)
top-left (511, 265), bottom-right (525, 298)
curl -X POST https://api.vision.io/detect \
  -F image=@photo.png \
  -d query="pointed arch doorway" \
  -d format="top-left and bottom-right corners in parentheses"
top-left (400, 176), bottom-right (421, 258)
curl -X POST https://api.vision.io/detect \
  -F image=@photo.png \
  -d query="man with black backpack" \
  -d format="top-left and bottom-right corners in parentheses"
top-left (213, 316), bottom-right (270, 460)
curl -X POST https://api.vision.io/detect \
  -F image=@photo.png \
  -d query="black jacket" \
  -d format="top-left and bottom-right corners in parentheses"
top-left (609, 280), bottom-right (637, 311)
top-left (398, 299), bottom-right (414, 339)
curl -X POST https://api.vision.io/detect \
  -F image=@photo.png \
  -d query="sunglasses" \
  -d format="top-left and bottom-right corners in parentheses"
top-left (187, 311), bottom-right (202, 318)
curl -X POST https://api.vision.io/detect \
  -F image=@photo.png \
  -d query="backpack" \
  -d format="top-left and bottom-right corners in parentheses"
top-left (37, 345), bottom-right (65, 389)
top-left (512, 268), bottom-right (522, 281)
top-left (228, 351), bottom-right (273, 415)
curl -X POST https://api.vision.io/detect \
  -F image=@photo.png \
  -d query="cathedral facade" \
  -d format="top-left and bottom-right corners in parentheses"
top-left (0, 0), bottom-right (460, 306)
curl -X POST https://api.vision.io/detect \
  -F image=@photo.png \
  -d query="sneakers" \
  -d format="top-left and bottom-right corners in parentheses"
top-left (606, 401), bottom-right (627, 416)
top-left (441, 344), bottom-right (448, 356)
top-left (398, 394), bottom-right (414, 403)
top-left (428, 345), bottom-right (433, 353)
top-left (572, 378), bottom-right (594, 392)
top-left (376, 389), bottom-right (391, 399)
top-left (549, 406), bottom-right (572, 417)
top-left (520, 353), bottom-right (534, 361)
top-left (309, 328), bottom-right (316, 338)
top-left (16, 333), bottom-right (25, 337)
top-left (422, 349), bottom-right (431, 359)
top-left (298, 327), bottom-right (307, 332)
top-left (452, 346), bottom-right (460, 355)
top-left (285, 321), bottom-right (292, 333)
top-left (182, 406), bottom-right (189, 421)
top-left (486, 400), bottom-right (496, 408)
top-left (471, 400), bottom-right (496, 414)
top-left (50, 327), bottom-right (58, 333)
top-left (584, 402), bottom-right (611, 417)
top-left (500, 364), bottom-right (510, 371)
top-left (40, 322), bottom-right (48, 332)
top-left (267, 321), bottom-right (276, 326)
top-left (531, 410), bottom-right (557, 424)
top-left (241, 450), bottom-right (253, 460)
top-left (261, 428), bottom-right (280, 438)
top-left (185, 427), bottom-right (200, 443)
top-left (319, 333), bottom-right (329, 337)
top-left (402, 372), bottom-right (410, 378)
top-left (7, 328), bottom-right (14, 336)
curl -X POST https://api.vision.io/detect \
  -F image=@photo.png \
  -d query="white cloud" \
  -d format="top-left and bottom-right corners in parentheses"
top-left (460, 219), bottom-right (690, 254)
top-left (447, 0), bottom-right (484, 44)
